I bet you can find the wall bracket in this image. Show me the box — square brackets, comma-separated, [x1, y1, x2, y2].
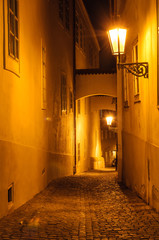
[118, 62, 148, 78]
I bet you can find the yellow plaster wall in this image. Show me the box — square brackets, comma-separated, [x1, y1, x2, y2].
[76, 97, 104, 173]
[76, 98, 90, 173]
[120, 0, 159, 210]
[76, 73, 117, 99]
[0, 0, 74, 218]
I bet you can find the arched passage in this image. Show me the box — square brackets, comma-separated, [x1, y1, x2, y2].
[75, 94, 117, 173]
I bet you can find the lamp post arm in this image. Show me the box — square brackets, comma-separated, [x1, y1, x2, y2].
[118, 62, 148, 78]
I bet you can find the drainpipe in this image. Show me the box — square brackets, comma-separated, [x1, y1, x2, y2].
[73, 0, 76, 174]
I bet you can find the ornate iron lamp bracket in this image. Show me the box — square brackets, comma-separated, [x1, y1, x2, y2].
[118, 62, 148, 78]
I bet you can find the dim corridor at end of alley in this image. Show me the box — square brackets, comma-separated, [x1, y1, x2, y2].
[1, 170, 159, 240]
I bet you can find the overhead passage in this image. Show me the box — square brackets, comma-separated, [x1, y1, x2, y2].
[76, 70, 117, 100]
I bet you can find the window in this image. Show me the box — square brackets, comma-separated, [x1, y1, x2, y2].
[8, 0, 19, 59]
[123, 69, 129, 107]
[41, 44, 47, 110]
[133, 42, 140, 102]
[61, 73, 67, 114]
[4, 0, 20, 75]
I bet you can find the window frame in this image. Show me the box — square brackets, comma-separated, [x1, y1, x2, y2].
[8, 0, 19, 60]
[3, 0, 20, 76]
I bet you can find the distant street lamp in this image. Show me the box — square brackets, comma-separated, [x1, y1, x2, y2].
[106, 116, 113, 126]
[108, 27, 148, 78]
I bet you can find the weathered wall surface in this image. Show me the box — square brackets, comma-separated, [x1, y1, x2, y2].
[0, 0, 74, 218]
[122, 132, 147, 201]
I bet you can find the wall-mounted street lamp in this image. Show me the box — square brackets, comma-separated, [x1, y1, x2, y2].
[108, 28, 148, 78]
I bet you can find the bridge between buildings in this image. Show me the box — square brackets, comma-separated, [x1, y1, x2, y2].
[75, 69, 117, 100]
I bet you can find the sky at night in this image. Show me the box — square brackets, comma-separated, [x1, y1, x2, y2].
[82, 0, 116, 71]
[83, 0, 110, 46]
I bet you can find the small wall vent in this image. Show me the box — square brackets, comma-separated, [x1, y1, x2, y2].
[8, 183, 14, 204]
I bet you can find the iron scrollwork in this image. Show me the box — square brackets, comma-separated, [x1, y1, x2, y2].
[118, 62, 148, 78]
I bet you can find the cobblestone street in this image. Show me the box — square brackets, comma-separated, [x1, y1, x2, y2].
[0, 170, 159, 239]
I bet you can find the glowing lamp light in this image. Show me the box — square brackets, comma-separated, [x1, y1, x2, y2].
[107, 27, 148, 78]
[108, 28, 127, 55]
[106, 116, 113, 126]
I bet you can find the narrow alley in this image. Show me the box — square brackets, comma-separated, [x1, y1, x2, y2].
[0, 170, 159, 240]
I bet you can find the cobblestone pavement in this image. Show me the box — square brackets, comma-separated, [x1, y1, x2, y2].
[1, 170, 159, 240]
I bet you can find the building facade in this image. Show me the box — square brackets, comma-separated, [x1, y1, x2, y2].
[0, 0, 100, 218]
[115, 0, 159, 211]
